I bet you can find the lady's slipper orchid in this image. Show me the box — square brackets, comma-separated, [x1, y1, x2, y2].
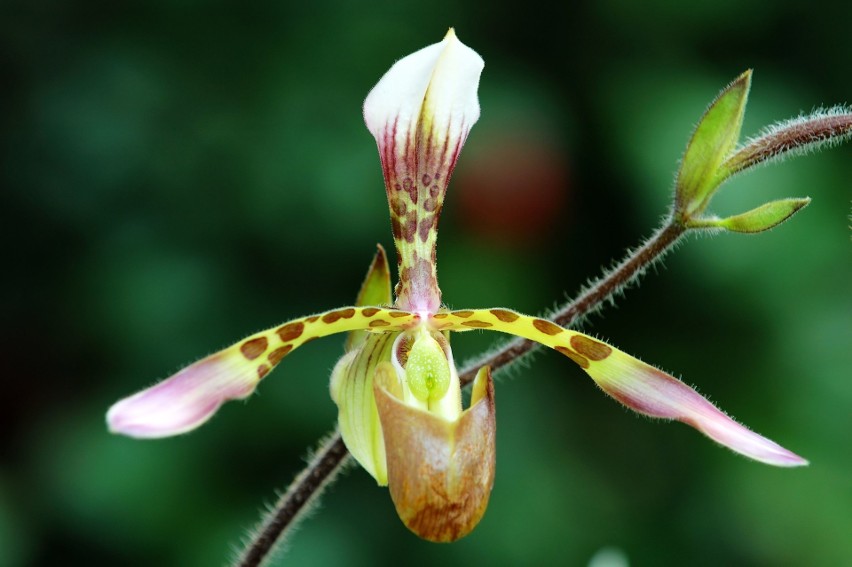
[107, 29, 807, 543]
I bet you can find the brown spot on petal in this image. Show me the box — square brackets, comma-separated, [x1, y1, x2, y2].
[432, 313, 449, 319]
[391, 217, 403, 240]
[533, 319, 562, 336]
[463, 320, 493, 328]
[240, 337, 268, 360]
[489, 309, 518, 322]
[402, 214, 417, 243]
[423, 197, 438, 213]
[555, 346, 589, 369]
[570, 336, 612, 361]
[394, 334, 413, 367]
[422, 174, 432, 185]
[306, 316, 319, 323]
[453, 310, 474, 318]
[391, 197, 407, 217]
[268, 345, 293, 366]
[322, 308, 356, 324]
[322, 311, 342, 324]
[419, 218, 433, 243]
[277, 322, 304, 342]
[369, 320, 390, 327]
[388, 311, 410, 318]
[257, 363, 271, 379]
[361, 307, 381, 317]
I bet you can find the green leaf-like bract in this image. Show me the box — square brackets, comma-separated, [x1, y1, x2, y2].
[675, 70, 751, 219]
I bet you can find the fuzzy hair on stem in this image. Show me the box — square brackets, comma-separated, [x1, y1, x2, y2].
[233, 434, 352, 567]
[723, 106, 852, 175]
[458, 221, 685, 386]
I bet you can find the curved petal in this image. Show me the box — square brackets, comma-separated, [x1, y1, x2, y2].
[330, 336, 397, 485]
[363, 29, 483, 176]
[107, 307, 420, 438]
[106, 352, 257, 438]
[432, 309, 807, 467]
[584, 350, 808, 467]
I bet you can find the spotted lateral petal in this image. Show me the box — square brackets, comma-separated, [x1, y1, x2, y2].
[108, 307, 420, 438]
[431, 309, 807, 467]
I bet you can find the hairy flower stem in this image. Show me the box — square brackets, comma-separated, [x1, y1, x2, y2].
[459, 221, 686, 386]
[235, 219, 687, 566]
[236, 435, 351, 567]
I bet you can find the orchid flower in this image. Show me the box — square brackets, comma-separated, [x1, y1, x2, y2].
[107, 29, 807, 543]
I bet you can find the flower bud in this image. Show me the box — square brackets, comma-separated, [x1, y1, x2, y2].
[675, 70, 750, 219]
[686, 198, 811, 233]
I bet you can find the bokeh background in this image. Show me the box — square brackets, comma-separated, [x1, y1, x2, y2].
[2, 1, 850, 566]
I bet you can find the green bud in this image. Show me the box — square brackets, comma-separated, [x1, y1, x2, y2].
[675, 70, 751, 219]
[687, 198, 810, 233]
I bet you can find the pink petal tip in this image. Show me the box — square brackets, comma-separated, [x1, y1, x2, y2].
[107, 354, 258, 439]
[589, 352, 808, 467]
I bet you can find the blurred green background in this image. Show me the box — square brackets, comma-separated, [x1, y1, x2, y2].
[2, 1, 850, 566]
